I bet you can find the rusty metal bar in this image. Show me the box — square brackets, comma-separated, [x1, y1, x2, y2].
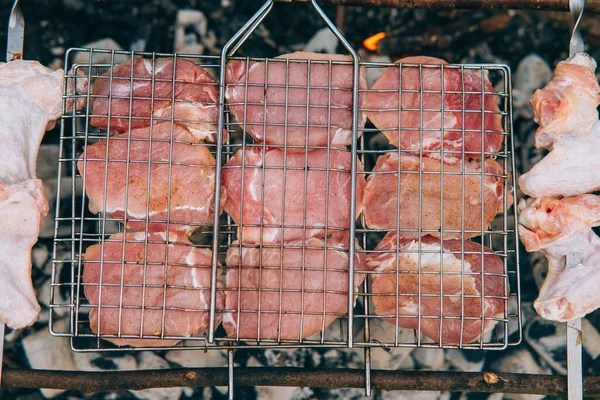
[275, 0, 600, 12]
[3, 368, 600, 396]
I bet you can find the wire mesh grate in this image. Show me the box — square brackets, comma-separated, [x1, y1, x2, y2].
[50, 48, 520, 352]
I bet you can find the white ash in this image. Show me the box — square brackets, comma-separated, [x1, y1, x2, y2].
[525, 316, 568, 374]
[490, 349, 548, 400]
[165, 348, 227, 368]
[370, 347, 415, 371]
[175, 9, 207, 55]
[445, 349, 485, 372]
[22, 319, 76, 398]
[412, 348, 446, 370]
[364, 54, 392, 87]
[513, 54, 552, 118]
[134, 352, 183, 400]
[381, 390, 451, 400]
[304, 28, 339, 55]
[73, 38, 128, 66]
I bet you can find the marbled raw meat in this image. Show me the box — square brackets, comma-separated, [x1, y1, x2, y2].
[530, 53, 600, 150]
[362, 152, 508, 239]
[78, 122, 222, 233]
[223, 234, 365, 340]
[519, 196, 600, 321]
[0, 60, 62, 329]
[91, 58, 221, 143]
[225, 51, 367, 149]
[221, 147, 366, 243]
[367, 233, 506, 344]
[83, 231, 224, 347]
[363, 56, 504, 163]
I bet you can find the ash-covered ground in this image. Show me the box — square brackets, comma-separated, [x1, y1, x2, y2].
[1, 0, 600, 399]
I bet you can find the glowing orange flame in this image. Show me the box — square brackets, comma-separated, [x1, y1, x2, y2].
[363, 32, 386, 51]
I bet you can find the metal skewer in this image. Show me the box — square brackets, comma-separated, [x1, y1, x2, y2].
[566, 1, 585, 398]
[2, 0, 24, 389]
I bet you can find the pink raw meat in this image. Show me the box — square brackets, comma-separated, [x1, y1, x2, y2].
[91, 58, 221, 143]
[362, 152, 508, 239]
[78, 122, 222, 234]
[367, 233, 506, 345]
[363, 56, 504, 163]
[221, 147, 366, 243]
[225, 51, 367, 149]
[83, 231, 224, 347]
[223, 234, 365, 341]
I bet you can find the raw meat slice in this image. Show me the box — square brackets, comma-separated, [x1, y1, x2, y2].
[363, 56, 504, 163]
[519, 120, 600, 199]
[530, 53, 600, 150]
[518, 196, 600, 321]
[0, 60, 62, 329]
[362, 152, 508, 239]
[367, 233, 506, 345]
[78, 122, 222, 233]
[91, 58, 221, 143]
[83, 231, 224, 347]
[221, 147, 366, 243]
[223, 234, 365, 341]
[225, 51, 367, 149]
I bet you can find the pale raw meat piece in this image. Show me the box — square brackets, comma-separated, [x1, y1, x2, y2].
[363, 56, 504, 163]
[223, 234, 366, 341]
[91, 58, 221, 143]
[362, 152, 508, 239]
[519, 121, 600, 198]
[221, 147, 366, 243]
[83, 231, 224, 347]
[225, 51, 367, 149]
[530, 53, 600, 150]
[367, 233, 506, 345]
[518, 196, 600, 321]
[0, 60, 62, 329]
[78, 122, 222, 233]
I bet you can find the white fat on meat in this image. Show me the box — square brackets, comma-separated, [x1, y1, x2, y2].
[225, 51, 367, 149]
[519, 120, 600, 198]
[223, 234, 365, 341]
[0, 60, 62, 329]
[83, 231, 224, 347]
[366, 233, 506, 345]
[221, 147, 366, 243]
[362, 152, 509, 239]
[530, 53, 600, 150]
[78, 122, 223, 233]
[518, 195, 600, 321]
[363, 56, 504, 163]
[91, 58, 222, 143]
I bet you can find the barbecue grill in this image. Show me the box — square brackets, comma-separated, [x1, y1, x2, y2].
[2, 0, 597, 398]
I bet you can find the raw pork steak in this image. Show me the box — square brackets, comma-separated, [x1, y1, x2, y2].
[367, 233, 506, 345]
[83, 231, 224, 347]
[363, 56, 504, 163]
[78, 122, 221, 233]
[223, 234, 365, 341]
[362, 152, 508, 239]
[221, 147, 366, 243]
[226, 52, 367, 149]
[91, 58, 221, 143]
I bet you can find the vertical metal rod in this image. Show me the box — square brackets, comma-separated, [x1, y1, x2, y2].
[567, 1, 585, 398]
[3, 0, 24, 384]
[228, 349, 235, 400]
[211, 0, 275, 342]
[308, 0, 360, 348]
[566, 252, 583, 400]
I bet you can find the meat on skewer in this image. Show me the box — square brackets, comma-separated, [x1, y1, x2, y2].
[0, 60, 62, 329]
